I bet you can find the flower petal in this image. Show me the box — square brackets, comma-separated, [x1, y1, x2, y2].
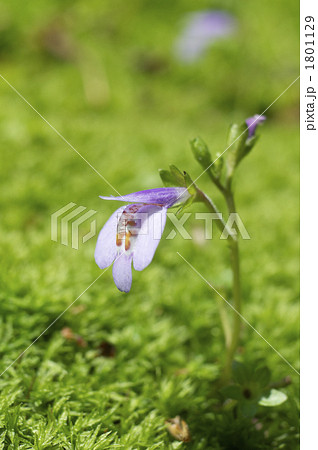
[245, 114, 266, 138]
[133, 206, 167, 271]
[112, 253, 133, 292]
[100, 187, 189, 208]
[174, 11, 236, 63]
[94, 206, 126, 269]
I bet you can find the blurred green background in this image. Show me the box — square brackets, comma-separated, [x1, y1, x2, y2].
[0, 0, 299, 448]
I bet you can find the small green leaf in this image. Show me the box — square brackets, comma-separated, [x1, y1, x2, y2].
[240, 399, 259, 418]
[258, 389, 287, 407]
[159, 169, 178, 187]
[254, 366, 271, 388]
[159, 166, 186, 187]
[222, 398, 238, 412]
[232, 360, 250, 384]
[220, 384, 243, 401]
[169, 165, 186, 186]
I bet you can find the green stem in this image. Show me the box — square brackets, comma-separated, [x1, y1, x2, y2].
[196, 189, 236, 241]
[221, 190, 242, 383]
[217, 298, 232, 349]
[197, 176, 242, 382]
[196, 188, 236, 350]
[206, 169, 226, 195]
[222, 237, 241, 382]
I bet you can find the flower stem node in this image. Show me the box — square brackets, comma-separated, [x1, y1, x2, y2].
[159, 165, 198, 213]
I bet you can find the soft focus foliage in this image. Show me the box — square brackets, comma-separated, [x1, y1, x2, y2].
[0, 0, 299, 447]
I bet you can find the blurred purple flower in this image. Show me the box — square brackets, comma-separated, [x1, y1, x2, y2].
[95, 187, 190, 293]
[245, 114, 266, 138]
[174, 11, 236, 63]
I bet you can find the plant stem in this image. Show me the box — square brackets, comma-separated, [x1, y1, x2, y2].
[196, 188, 236, 348]
[197, 177, 242, 382]
[196, 189, 236, 241]
[217, 298, 232, 349]
[206, 169, 226, 195]
[221, 189, 242, 383]
[222, 236, 241, 382]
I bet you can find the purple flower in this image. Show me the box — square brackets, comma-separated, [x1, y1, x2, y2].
[245, 115, 266, 138]
[174, 11, 236, 63]
[95, 187, 190, 293]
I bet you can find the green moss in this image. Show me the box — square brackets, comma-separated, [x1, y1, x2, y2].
[0, 0, 299, 447]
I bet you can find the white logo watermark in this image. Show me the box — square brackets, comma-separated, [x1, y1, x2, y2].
[51, 202, 97, 249]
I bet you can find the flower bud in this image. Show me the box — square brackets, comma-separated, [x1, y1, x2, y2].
[190, 137, 212, 168]
[226, 115, 266, 179]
